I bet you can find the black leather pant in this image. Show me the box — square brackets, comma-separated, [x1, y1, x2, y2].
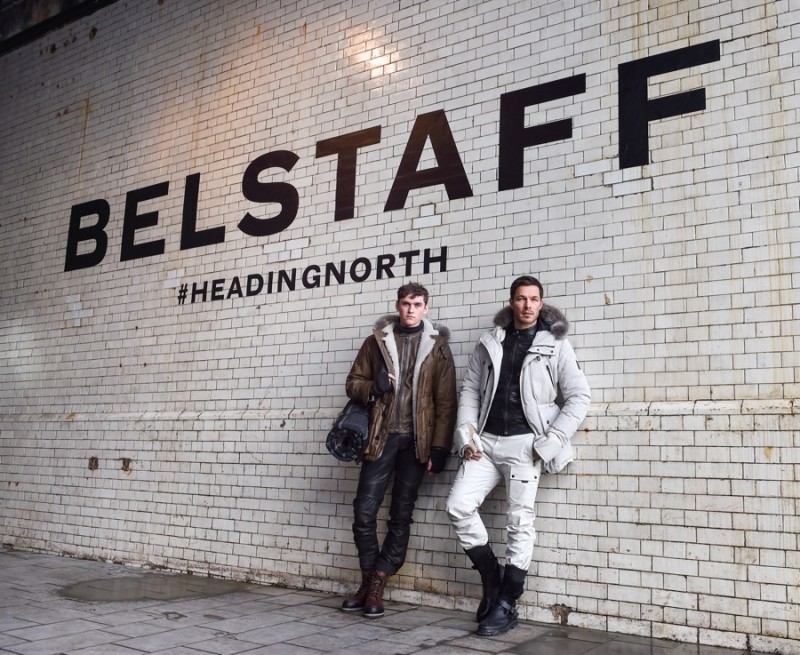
[352, 432, 426, 575]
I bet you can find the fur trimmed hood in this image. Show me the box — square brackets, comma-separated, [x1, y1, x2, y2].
[373, 314, 451, 339]
[492, 303, 569, 340]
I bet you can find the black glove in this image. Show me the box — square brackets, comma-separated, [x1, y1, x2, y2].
[371, 368, 391, 397]
[428, 447, 448, 474]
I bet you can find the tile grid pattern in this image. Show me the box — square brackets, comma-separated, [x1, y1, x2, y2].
[0, 1, 798, 653]
[0, 551, 772, 655]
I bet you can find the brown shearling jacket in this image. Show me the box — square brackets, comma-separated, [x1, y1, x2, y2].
[346, 315, 457, 464]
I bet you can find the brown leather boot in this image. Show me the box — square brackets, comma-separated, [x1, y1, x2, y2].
[363, 569, 389, 618]
[341, 570, 373, 612]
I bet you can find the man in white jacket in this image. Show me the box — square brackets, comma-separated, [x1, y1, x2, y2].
[446, 275, 591, 637]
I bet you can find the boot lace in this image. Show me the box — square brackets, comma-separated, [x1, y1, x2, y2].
[367, 571, 387, 599]
[354, 573, 371, 599]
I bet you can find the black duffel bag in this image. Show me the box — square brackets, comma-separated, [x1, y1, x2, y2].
[326, 399, 370, 463]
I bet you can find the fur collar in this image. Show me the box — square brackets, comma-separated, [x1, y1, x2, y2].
[492, 304, 569, 340]
[373, 314, 450, 339]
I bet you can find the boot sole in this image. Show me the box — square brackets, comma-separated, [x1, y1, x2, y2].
[363, 610, 385, 618]
[340, 606, 365, 613]
[477, 617, 518, 637]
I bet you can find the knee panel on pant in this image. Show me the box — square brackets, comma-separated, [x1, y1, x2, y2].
[353, 495, 382, 529]
[388, 488, 419, 520]
[445, 494, 472, 523]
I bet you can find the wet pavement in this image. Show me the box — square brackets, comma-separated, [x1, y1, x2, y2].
[0, 549, 759, 655]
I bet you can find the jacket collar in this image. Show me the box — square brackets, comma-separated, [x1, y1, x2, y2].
[373, 314, 450, 339]
[492, 304, 569, 340]
[373, 316, 444, 418]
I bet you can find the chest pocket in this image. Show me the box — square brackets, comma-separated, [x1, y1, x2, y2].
[523, 343, 561, 407]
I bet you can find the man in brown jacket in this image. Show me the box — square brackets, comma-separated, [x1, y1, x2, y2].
[341, 282, 457, 618]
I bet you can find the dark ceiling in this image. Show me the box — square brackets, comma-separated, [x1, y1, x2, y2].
[0, 0, 117, 56]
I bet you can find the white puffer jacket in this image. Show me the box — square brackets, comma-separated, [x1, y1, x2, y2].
[454, 304, 591, 473]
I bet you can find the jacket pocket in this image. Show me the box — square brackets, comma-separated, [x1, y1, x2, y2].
[545, 359, 556, 388]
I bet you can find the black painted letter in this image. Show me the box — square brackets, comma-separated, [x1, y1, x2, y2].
[120, 182, 169, 262]
[64, 199, 110, 272]
[618, 40, 720, 168]
[239, 151, 300, 237]
[498, 75, 586, 191]
[384, 110, 472, 211]
[316, 126, 381, 221]
[180, 173, 225, 250]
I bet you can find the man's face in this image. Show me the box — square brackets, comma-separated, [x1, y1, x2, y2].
[510, 285, 543, 330]
[396, 294, 429, 328]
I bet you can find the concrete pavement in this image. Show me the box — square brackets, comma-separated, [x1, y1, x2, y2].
[0, 550, 758, 655]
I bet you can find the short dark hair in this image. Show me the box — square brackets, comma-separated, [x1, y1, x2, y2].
[509, 275, 543, 299]
[397, 282, 429, 305]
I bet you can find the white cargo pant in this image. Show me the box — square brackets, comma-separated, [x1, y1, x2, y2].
[446, 432, 542, 570]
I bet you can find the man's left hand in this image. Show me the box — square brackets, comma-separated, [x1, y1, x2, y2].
[427, 447, 449, 474]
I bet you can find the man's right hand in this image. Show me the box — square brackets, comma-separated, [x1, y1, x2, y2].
[371, 368, 392, 397]
[463, 442, 483, 461]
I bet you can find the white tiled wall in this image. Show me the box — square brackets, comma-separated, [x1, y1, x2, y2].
[0, 1, 797, 652]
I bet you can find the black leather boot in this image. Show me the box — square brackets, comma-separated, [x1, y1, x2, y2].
[341, 569, 373, 612]
[465, 544, 503, 622]
[476, 564, 526, 636]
